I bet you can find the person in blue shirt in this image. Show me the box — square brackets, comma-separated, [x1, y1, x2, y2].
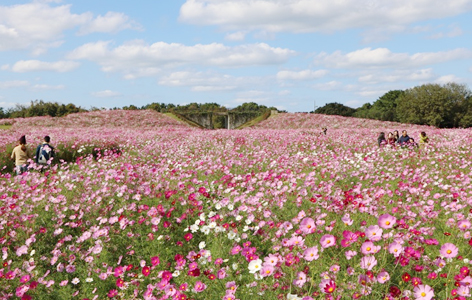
[35, 136, 55, 167]
[397, 130, 410, 146]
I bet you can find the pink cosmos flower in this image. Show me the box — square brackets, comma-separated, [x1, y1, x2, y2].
[345, 250, 357, 260]
[299, 217, 316, 234]
[361, 241, 380, 255]
[458, 220, 471, 231]
[293, 271, 306, 288]
[151, 256, 160, 266]
[413, 284, 434, 300]
[264, 254, 278, 266]
[377, 271, 390, 283]
[341, 230, 358, 247]
[365, 225, 383, 242]
[289, 236, 304, 247]
[457, 286, 471, 297]
[193, 281, 207, 293]
[108, 289, 118, 298]
[319, 279, 336, 294]
[360, 256, 377, 270]
[388, 242, 404, 257]
[303, 246, 319, 261]
[440, 243, 459, 258]
[260, 264, 274, 277]
[217, 268, 227, 279]
[378, 214, 396, 229]
[320, 234, 336, 248]
[16, 245, 28, 257]
[20, 275, 31, 283]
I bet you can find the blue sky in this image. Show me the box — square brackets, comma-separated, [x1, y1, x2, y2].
[1, 0, 472, 112]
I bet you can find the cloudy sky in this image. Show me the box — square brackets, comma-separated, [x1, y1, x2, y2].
[1, 0, 472, 112]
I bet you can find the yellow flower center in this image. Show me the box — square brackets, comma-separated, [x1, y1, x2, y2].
[421, 292, 426, 297]
[385, 221, 390, 225]
[447, 250, 452, 254]
[366, 247, 371, 251]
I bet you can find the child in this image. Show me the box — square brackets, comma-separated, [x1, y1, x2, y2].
[419, 132, 429, 147]
[377, 132, 386, 147]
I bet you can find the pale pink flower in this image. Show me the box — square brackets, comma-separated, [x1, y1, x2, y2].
[440, 243, 458, 258]
[378, 214, 396, 229]
[303, 246, 319, 261]
[360, 256, 377, 270]
[299, 217, 316, 234]
[365, 225, 383, 242]
[388, 242, 404, 257]
[293, 271, 307, 288]
[377, 271, 390, 283]
[413, 284, 434, 300]
[320, 234, 336, 248]
[361, 241, 380, 255]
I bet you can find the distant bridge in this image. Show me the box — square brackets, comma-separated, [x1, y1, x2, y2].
[175, 111, 273, 129]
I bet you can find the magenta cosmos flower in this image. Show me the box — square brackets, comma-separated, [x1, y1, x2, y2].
[440, 243, 459, 258]
[320, 234, 336, 248]
[319, 279, 336, 294]
[378, 214, 396, 229]
[413, 284, 434, 300]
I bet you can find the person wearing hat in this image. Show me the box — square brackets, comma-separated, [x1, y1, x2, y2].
[11, 135, 32, 175]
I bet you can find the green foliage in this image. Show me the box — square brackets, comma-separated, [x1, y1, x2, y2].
[354, 90, 403, 121]
[315, 102, 356, 117]
[5, 100, 85, 118]
[396, 83, 471, 128]
[231, 102, 275, 113]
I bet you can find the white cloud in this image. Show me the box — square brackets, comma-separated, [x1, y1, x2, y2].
[91, 90, 121, 98]
[68, 41, 295, 79]
[316, 47, 472, 69]
[358, 69, 435, 84]
[434, 74, 463, 84]
[0, 80, 29, 89]
[11, 60, 80, 72]
[30, 84, 65, 90]
[225, 31, 246, 41]
[78, 12, 142, 35]
[0, 101, 20, 108]
[277, 69, 328, 80]
[0, 3, 139, 52]
[158, 71, 242, 91]
[179, 0, 472, 34]
[312, 81, 342, 91]
[428, 24, 463, 39]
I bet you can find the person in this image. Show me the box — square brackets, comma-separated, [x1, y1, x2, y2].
[397, 130, 410, 146]
[321, 127, 327, 135]
[419, 132, 429, 147]
[377, 132, 386, 147]
[11, 135, 31, 175]
[393, 130, 400, 142]
[407, 138, 419, 149]
[387, 132, 396, 146]
[35, 135, 55, 167]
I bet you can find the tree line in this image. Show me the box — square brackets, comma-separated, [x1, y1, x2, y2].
[314, 82, 472, 128]
[0, 100, 277, 119]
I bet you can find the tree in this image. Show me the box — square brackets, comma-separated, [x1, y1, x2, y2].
[315, 102, 356, 117]
[368, 90, 403, 121]
[396, 83, 471, 128]
[353, 103, 372, 119]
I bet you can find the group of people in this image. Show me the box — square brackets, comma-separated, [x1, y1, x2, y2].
[11, 135, 55, 175]
[377, 130, 429, 149]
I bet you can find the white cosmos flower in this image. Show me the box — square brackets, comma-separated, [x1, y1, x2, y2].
[198, 241, 206, 249]
[248, 259, 262, 274]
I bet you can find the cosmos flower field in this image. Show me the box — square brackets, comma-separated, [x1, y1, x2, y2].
[1, 110, 472, 300]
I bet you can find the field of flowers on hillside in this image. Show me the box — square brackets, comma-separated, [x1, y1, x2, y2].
[1, 110, 472, 300]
